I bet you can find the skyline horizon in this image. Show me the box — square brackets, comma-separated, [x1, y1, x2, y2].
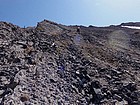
[0, 0, 140, 27]
[1, 19, 140, 28]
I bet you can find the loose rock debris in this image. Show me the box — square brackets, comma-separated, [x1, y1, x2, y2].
[0, 20, 140, 105]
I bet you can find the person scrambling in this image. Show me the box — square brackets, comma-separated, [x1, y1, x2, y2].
[77, 27, 80, 34]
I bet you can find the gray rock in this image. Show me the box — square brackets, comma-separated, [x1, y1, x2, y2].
[113, 94, 122, 101]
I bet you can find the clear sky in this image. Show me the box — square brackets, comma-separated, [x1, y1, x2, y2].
[0, 0, 140, 27]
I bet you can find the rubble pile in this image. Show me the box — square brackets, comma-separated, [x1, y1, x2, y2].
[0, 20, 140, 105]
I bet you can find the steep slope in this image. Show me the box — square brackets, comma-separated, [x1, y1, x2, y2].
[0, 20, 140, 105]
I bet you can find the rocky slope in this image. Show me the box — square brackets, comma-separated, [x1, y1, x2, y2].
[0, 20, 140, 105]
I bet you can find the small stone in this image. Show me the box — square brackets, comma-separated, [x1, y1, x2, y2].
[115, 100, 128, 105]
[106, 90, 112, 98]
[26, 57, 36, 65]
[71, 85, 78, 93]
[91, 80, 101, 89]
[48, 62, 54, 66]
[13, 58, 21, 63]
[85, 74, 91, 82]
[28, 41, 34, 46]
[64, 96, 69, 101]
[112, 76, 120, 81]
[123, 100, 128, 105]
[106, 74, 111, 79]
[76, 71, 80, 75]
[131, 101, 140, 105]
[7, 81, 19, 90]
[81, 90, 85, 95]
[123, 95, 133, 104]
[1, 76, 10, 84]
[94, 88, 102, 94]
[58, 101, 62, 105]
[0, 90, 4, 95]
[22, 44, 27, 49]
[135, 90, 140, 98]
[50, 79, 56, 83]
[125, 83, 137, 92]
[112, 69, 122, 75]
[112, 88, 120, 94]
[20, 94, 29, 102]
[113, 94, 122, 101]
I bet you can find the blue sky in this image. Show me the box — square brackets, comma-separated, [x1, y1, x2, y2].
[0, 0, 140, 27]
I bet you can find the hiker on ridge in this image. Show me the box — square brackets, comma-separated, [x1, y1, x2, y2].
[77, 27, 80, 34]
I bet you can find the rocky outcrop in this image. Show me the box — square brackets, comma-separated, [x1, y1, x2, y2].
[121, 22, 140, 27]
[0, 20, 140, 105]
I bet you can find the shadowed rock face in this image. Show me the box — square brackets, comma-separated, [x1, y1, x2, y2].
[0, 20, 140, 105]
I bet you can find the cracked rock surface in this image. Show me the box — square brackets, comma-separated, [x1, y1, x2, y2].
[0, 20, 140, 105]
